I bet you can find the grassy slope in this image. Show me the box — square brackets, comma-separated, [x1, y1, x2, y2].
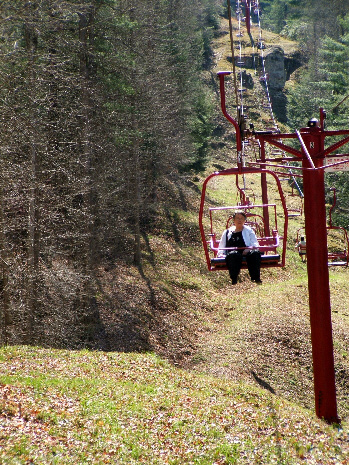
[1, 13, 349, 465]
[0, 346, 348, 464]
[1, 208, 349, 463]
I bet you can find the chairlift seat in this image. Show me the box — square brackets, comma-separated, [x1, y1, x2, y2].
[211, 253, 281, 268]
[209, 230, 280, 270]
[328, 261, 348, 267]
[287, 209, 302, 217]
[328, 251, 348, 266]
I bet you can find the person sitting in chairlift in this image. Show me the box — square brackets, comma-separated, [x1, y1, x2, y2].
[296, 236, 307, 263]
[218, 210, 262, 285]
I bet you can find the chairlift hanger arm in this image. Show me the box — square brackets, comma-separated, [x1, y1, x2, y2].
[243, 0, 253, 40]
[235, 176, 246, 204]
[217, 71, 242, 153]
[328, 187, 336, 228]
[226, 0, 239, 108]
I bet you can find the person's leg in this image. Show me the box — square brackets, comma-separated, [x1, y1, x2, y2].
[225, 252, 243, 284]
[246, 251, 261, 282]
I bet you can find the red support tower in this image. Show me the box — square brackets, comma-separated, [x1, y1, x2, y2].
[300, 124, 338, 422]
[216, 70, 349, 422]
[253, 111, 349, 423]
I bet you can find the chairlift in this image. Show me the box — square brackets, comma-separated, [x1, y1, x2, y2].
[201, 72, 289, 272]
[327, 188, 349, 266]
[234, 174, 256, 206]
[286, 180, 304, 217]
[199, 168, 288, 271]
[296, 226, 349, 268]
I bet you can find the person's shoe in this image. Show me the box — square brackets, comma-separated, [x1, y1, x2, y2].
[232, 279, 238, 285]
[255, 279, 262, 284]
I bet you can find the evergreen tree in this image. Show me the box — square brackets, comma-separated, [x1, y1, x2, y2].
[0, 0, 219, 347]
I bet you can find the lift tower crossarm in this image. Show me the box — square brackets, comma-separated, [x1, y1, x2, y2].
[254, 132, 303, 158]
[296, 130, 316, 169]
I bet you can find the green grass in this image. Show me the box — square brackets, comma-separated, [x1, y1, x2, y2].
[0, 218, 348, 464]
[0, 346, 348, 464]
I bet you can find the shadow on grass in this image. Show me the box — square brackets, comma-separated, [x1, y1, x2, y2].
[251, 370, 276, 394]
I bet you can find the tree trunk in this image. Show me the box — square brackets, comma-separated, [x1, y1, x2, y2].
[24, 8, 40, 344]
[79, 7, 98, 273]
[0, 185, 10, 345]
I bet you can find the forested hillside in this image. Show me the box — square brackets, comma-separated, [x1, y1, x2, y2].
[1, 0, 349, 358]
[0, 0, 222, 347]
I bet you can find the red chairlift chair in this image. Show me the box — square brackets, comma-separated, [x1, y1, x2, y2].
[199, 168, 288, 271]
[327, 189, 349, 266]
[296, 220, 349, 268]
[286, 180, 304, 218]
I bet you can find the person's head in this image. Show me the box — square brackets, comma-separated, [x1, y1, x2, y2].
[233, 210, 247, 227]
[233, 210, 247, 220]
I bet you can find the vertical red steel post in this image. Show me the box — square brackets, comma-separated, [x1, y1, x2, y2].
[244, 0, 251, 35]
[301, 126, 339, 423]
[259, 140, 270, 236]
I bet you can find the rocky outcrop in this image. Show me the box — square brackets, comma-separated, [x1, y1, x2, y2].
[285, 50, 305, 80]
[261, 46, 305, 122]
[262, 46, 287, 122]
[232, 45, 305, 122]
[264, 46, 305, 89]
[264, 46, 286, 90]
